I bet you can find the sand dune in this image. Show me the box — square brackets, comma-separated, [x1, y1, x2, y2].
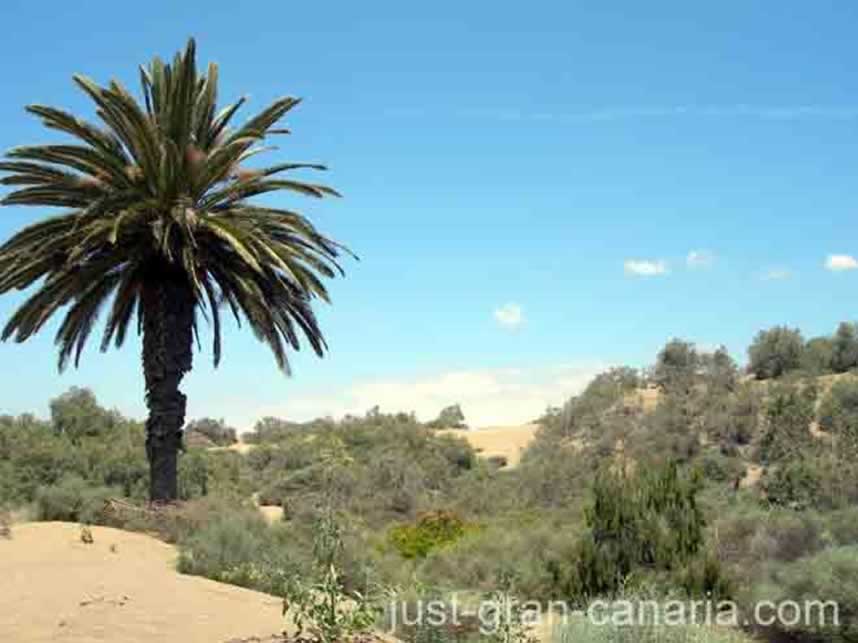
[439, 424, 540, 467]
[0, 522, 286, 643]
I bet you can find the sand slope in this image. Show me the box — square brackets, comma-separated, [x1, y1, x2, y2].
[439, 424, 540, 467]
[0, 522, 286, 643]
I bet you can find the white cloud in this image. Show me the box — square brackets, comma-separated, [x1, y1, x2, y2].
[494, 303, 524, 329]
[825, 254, 858, 272]
[686, 249, 715, 270]
[760, 267, 792, 281]
[249, 364, 603, 428]
[624, 259, 669, 277]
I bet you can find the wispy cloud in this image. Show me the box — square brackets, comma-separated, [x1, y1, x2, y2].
[248, 364, 603, 428]
[494, 303, 524, 330]
[825, 254, 858, 272]
[624, 259, 669, 277]
[760, 267, 793, 281]
[686, 249, 715, 270]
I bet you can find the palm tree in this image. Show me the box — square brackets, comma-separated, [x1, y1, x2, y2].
[0, 40, 350, 502]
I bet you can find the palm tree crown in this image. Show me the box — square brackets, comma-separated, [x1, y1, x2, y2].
[0, 38, 348, 372]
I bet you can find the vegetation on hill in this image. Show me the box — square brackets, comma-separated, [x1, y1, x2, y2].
[3, 319, 858, 641]
[749, 321, 858, 380]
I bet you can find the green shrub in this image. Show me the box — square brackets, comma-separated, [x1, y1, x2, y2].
[819, 377, 858, 451]
[653, 339, 699, 393]
[34, 476, 115, 523]
[726, 384, 762, 446]
[760, 453, 858, 511]
[389, 510, 468, 559]
[425, 404, 467, 429]
[284, 510, 389, 643]
[49, 387, 122, 443]
[386, 583, 483, 643]
[176, 509, 299, 595]
[825, 507, 858, 546]
[573, 462, 710, 599]
[748, 326, 805, 380]
[89, 494, 250, 544]
[557, 616, 753, 643]
[803, 336, 835, 374]
[0, 506, 11, 539]
[748, 510, 824, 564]
[764, 458, 822, 510]
[675, 553, 733, 600]
[183, 417, 237, 447]
[418, 517, 582, 601]
[479, 570, 539, 643]
[699, 453, 745, 484]
[177, 448, 209, 499]
[757, 381, 816, 464]
[714, 506, 825, 572]
[750, 546, 858, 642]
[831, 322, 858, 374]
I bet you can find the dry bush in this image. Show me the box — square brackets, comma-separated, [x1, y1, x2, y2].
[0, 508, 11, 539]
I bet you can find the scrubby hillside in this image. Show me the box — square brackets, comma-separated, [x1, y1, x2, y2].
[3, 320, 858, 642]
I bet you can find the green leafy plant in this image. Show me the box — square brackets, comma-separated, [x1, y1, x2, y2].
[283, 510, 389, 642]
[389, 511, 468, 559]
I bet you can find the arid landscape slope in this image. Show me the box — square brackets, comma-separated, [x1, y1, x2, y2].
[0, 522, 286, 643]
[437, 423, 540, 467]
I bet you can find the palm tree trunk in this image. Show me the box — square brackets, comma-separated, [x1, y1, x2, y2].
[141, 276, 194, 503]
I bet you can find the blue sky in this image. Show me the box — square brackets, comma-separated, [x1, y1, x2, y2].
[1, 1, 857, 427]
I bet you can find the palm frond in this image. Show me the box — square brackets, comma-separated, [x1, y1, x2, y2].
[0, 38, 350, 371]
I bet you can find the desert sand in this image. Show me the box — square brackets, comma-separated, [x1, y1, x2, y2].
[439, 423, 540, 467]
[0, 522, 287, 643]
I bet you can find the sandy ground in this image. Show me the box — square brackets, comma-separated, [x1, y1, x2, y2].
[250, 493, 285, 525]
[439, 424, 540, 467]
[0, 522, 287, 643]
[208, 441, 255, 455]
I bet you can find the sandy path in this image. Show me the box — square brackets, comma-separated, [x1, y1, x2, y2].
[0, 522, 286, 643]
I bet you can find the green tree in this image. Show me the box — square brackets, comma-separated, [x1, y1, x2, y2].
[431, 404, 467, 429]
[819, 378, 858, 453]
[748, 326, 805, 379]
[831, 322, 858, 373]
[758, 381, 816, 464]
[0, 40, 350, 501]
[653, 339, 699, 392]
[700, 346, 738, 392]
[184, 417, 237, 447]
[574, 461, 707, 597]
[49, 387, 119, 442]
[802, 336, 835, 374]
